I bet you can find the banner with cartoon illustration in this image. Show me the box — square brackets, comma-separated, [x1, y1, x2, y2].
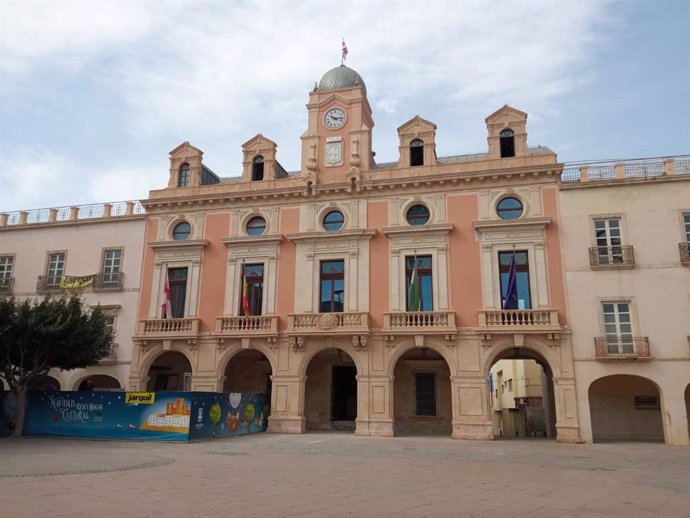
[22, 391, 192, 441]
[188, 392, 269, 440]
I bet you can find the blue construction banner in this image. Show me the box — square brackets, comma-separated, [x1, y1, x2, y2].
[188, 392, 269, 440]
[23, 391, 193, 441]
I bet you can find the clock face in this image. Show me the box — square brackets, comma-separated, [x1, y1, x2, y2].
[324, 108, 346, 129]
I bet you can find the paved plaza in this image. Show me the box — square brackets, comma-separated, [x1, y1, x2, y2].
[1, 433, 689, 517]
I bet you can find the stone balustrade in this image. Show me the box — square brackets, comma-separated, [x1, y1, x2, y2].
[561, 155, 690, 183]
[138, 318, 200, 337]
[478, 309, 560, 329]
[216, 315, 279, 335]
[0, 200, 145, 227]
[383, 311, 457, 332]
[287, 312, 369, 334]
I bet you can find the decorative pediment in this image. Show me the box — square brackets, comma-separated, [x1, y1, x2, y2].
[241, 134, 284, 181]
[485, 105, 527, 125]
[397, 115, 438, 166]
[397, 115, 437, 135]
[167, 142, 204, 188]
[485, 105, 529, 159]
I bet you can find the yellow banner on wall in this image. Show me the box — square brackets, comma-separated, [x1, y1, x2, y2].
[125, 392, 156, 405]
[59, 275, 95, 288]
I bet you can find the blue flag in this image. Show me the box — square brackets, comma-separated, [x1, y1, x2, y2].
[502, 253, 519, 310]
[408, 256, 420, 311]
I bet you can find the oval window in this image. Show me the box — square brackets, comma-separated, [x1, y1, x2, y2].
[172, 222, 191, 240]
[323, 210, 345, 231]
[405, 204, 430, 225]
[496, 197, 523, 219]
[246, 216, 267, 236]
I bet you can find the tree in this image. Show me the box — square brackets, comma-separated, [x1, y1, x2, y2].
[0, 295, 112, 438]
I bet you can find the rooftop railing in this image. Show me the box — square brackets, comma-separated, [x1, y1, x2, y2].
[0, 200, 145, 227]
[562, 155, 690, 183]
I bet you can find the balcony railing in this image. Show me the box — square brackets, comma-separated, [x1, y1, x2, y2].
[679, 242, 690, 265]
[589, 245, 635, 268]
[36, 275, 63, 292]
[478, 309, 560, 328]
[383, 311, 457, 332]
[594, 336, 651, 360]
[216, 315, 279, 335]
[287, 312, 369, 334]
[138, 318, 200, 337]
[94, 271, 124, 290]
[100, 343, 119, 362]
[0, 277, 14, 294]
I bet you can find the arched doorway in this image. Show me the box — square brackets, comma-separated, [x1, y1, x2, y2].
[146, 351, 192, 391]
[304, 348, 357, 431]
[223, 350, 272, 395]
[393, 347, 451, 436]
[29, 375, 60, 391]
[78, 375, 121, 391]
[487, 348, 556, 439]
[588, 375, 664, 442]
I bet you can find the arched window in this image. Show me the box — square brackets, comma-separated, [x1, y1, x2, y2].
[172, 221, 192, 240]
[246, 216, 267, 236]
[406, 204, 430, 225]
[178, 163, 190, 187]
[410, 139, 424, 167]
[252, 155, 264, 181]
[499, 129, 515, 158]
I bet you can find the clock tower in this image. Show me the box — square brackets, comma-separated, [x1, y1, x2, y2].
[301, 65, 374, 186]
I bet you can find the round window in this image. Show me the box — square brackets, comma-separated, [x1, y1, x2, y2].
[246, 216, 267, 236]
[405, 204, 430, 225]
[496, 197, 523, 219]
[172, 221, 191, 240]
[323, 210, 345, 231]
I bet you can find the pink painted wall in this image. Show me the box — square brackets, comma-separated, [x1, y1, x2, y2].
[447, 194, 482, 326]
[367, 200, 389, 328]
[137, 218, 158, 320]
[276, 207, 299, 330]
[542, 186, 567, 325]
[198, 213, 229, 332]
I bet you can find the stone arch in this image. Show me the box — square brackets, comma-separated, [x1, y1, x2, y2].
[143, 349, 194, 392]
[138, 344, 196, 380]
[386, 338, 455, 379]
[391, 343, 453, 436]
[482, 339, 561, 379]
[219, 347, 274, 395]
[74, 374, 121, 391]
[217, 343, 277, 381]
[588, 374, 664, 443]
[303, 344, 360, 431]
[484, 340, 558, 439]
[298, 340, 364, 379]
[29, 375, 60, 391]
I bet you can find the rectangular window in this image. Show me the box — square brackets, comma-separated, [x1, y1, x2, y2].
[499, 251, 531, 309]
[683, 213, 690, 242]
[406, 255, 433, 311]
[102, 249, 122, 284]
[594, 218, 623, 264]
[167, 267, 188, 318]
[240, 263, 264, 316]
[415, 373, 437, 416]
[602, 302, 633, 354]
[319, 260, 344, 312]
[46, 253, 65, 287]
[634, 395, 659, 409]
[507, 379, 513, 392]
[0, 256, 13, 279]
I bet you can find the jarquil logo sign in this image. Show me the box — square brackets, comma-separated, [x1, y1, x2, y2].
[59, 275, 95, 288]
[125, 392, 156, 405]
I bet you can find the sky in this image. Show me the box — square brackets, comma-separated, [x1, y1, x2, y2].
[1, 0, 688, 212]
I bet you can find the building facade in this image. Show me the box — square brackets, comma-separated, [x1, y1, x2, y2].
[0, 201, 145, 391]
[128, 64, 580, 442]
[560, 157, 690, 445]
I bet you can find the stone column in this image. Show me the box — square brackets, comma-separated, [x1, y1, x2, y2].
[552, 377, 581, 443]
[355, 375, 394, 437]
[451, 375, 493, 440]
[267, 374, 306, 433]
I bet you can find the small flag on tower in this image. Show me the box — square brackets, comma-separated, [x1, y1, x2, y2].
[341, 38, 348, 64]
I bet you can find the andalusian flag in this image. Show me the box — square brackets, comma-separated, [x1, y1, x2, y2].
[408, 257, 420, 311]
